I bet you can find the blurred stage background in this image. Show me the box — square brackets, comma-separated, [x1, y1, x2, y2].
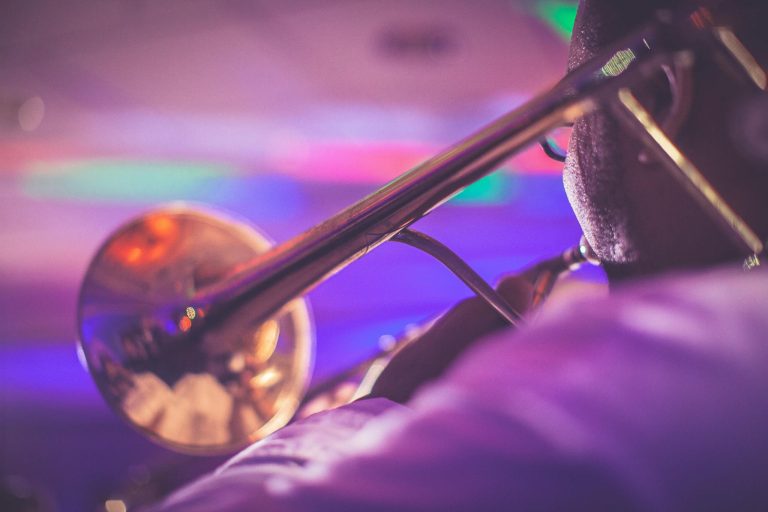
[0, 0, 603, 510]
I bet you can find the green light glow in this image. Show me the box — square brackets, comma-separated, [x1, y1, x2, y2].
[536, 0, 579, 41]
[451, 171, 515, 206]
[22, 159, 235, 203]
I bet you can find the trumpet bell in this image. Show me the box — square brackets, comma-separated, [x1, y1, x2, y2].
[77, 206, 314, 454]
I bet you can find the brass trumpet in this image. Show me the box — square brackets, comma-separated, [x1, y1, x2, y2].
[77, 4, 762, 455]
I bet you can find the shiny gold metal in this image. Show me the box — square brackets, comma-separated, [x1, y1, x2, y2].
[78, 207, 313, 454]
[714, 26, 767, 90]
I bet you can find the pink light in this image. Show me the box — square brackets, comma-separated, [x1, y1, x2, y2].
[272, 140, 438, 184]
[271, 139, 562, 185]
[510, 145, 564, 175]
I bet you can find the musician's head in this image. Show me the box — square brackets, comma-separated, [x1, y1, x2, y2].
[564, 0, 768, 282]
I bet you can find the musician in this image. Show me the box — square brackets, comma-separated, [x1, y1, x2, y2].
[146, 1, 768, 510]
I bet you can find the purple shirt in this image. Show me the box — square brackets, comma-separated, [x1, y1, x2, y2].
[148, 267, 768, 511]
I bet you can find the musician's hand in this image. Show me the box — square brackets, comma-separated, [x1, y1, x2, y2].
[366, 275, 533, 404]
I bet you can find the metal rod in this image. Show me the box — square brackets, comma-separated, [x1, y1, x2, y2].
[392, 228, 522, 325]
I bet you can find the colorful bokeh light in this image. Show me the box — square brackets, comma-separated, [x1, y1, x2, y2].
[22, 159, 235, 203]
[535, 0, 579, 41]
[450, 171, 518, 206]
